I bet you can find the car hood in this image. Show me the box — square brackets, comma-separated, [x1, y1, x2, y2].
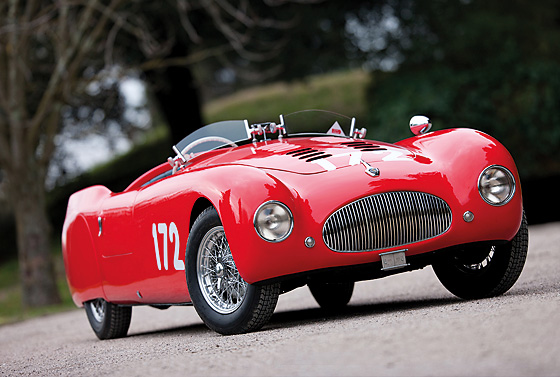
[185, 136, 421, 175]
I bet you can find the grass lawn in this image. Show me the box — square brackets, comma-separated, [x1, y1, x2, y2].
[204, 69, 369, 124]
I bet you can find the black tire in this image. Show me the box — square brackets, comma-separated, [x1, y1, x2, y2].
[84, 298, 132, 340]
[432, 211, 528, 299]
[308, 281, 354, 311]
[186, 207, 280, 335]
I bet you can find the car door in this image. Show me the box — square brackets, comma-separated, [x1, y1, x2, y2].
[127, 175, 192, 304]
[95, 190, 139, 302]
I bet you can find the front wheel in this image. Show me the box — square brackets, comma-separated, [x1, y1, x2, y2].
[84, 298, 132, 340]
[432, 211, 528, 299]
[186, 207, 280, 335]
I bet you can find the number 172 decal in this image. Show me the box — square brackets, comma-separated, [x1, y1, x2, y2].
[152, 222, 185, 271]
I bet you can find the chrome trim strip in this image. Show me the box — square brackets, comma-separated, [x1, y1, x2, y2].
[98, 216, 103, 237]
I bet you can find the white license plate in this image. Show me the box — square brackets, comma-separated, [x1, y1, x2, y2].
[380, 250, 409, 271]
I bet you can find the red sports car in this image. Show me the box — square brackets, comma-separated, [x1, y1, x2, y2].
[62, 110, 527, 338]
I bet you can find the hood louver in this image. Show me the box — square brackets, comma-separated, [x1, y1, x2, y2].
[285, 141, 389, 163]
[340, 141, 387, 152]
[286, 148, 332, 162]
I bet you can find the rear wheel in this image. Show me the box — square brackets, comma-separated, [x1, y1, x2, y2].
[84, 298, 132, 340]
[309, 281, 354, 311]
[186, 207, 280, 335]
[432, 211, 528, 299]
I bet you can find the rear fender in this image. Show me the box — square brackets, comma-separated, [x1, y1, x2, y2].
[62, 186, 110, 306]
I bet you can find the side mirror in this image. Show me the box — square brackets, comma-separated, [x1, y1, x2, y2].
[409, 115, 432, 136]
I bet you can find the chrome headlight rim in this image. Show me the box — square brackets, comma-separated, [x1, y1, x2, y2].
[253, 200, 294, 242]
[478, 165, 516, 206]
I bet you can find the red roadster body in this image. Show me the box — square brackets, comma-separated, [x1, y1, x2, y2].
[62, 110, 527, 338]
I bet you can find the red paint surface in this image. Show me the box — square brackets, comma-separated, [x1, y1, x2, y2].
[62, 128, 523, 307]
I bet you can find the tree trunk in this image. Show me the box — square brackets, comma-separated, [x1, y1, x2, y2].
[144, 43, 204, 144]
[8, 164, 61, 307]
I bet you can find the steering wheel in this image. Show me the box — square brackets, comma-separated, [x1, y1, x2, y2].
[180, 136, 238, 157]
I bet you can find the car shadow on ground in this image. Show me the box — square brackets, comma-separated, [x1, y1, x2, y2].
[127, 321, 210, 338]
[124, 281, 553, 339]
[267, 281, 559, 333]
[127, 295, 462, 338]
[266, 296, 461, 331]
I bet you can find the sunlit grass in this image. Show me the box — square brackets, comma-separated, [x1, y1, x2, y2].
[203, 69, 369, 124]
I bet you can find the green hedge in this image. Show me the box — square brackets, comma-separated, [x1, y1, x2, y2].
[365, 62, 560, 180]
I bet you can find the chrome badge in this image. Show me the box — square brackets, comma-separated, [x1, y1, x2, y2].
[360, 159, 380, 177]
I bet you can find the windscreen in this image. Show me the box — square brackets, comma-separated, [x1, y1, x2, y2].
[175, 120, 251, 155]
[283, 110, 354, 137]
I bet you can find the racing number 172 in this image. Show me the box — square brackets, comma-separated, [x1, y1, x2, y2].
[152, 222, 185, 271]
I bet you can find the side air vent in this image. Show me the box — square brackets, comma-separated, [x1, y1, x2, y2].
[286, 148, 332, 162]
[341, 141, 387, 152]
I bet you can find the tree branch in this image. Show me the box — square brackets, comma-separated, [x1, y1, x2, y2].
[39, 102, 62, 166]
[177, 0, 202, 44]
[57, 0, 69, 57]
[27, 0, 107, 152]
[104, 13, 123, 67]
[65, 0, 126, 91]
[214, 0, 256, 28]
[214, 0, 296, 29]
[0, 3, 56, 36]
[202, 0, 275, 62]
[139, 44, 234, 71]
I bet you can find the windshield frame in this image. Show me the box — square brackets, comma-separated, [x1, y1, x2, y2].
[171, 109, 358, 163]
[280, 109, 356, 138]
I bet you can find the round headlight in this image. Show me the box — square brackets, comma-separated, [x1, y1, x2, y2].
[254, 201, 293, 242]
[478, 165, 515, 206]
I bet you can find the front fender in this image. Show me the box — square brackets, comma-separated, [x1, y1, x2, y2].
[396, 128, 523, 236]
[180, 164, 297, 282]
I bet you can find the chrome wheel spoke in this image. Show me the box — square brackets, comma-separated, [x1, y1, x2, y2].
[462, 246, 496, 271]
[197, 226, 248, 314]
[89, 299, 106, 323]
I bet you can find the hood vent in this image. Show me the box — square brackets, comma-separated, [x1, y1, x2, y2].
[284, 141, 388, 163]
[341, 141, 387, 152]
[286, 148, 332, 162]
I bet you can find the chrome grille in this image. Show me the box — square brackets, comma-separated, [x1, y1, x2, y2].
[323, 191, 452, 252]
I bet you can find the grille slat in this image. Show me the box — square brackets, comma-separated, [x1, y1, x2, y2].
[323, 191, 452, 252]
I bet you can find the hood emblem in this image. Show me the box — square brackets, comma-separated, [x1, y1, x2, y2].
[360, 159, 380, 177]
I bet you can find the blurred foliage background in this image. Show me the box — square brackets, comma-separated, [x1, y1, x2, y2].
[1, 0, 559, 318]
[365, 0, 560, 179]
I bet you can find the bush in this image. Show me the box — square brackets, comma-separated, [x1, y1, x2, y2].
[366, 61, 560, 180]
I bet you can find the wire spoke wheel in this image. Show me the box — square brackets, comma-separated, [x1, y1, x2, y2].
[88, 299, 106, 323]
[460, 246, 495, 272]
[84, 298, 132, 340]
[187, 207, 280, 335]
[433, 211, 528, 299]
[197, 226, 248, 314]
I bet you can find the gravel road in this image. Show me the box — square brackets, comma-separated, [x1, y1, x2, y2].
[1, 222, 559, 377]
